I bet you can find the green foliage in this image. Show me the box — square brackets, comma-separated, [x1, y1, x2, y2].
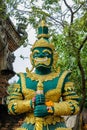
[44, 0, 60, 5]
[52, 34, 83, 92]
[0, 0, 7, 19]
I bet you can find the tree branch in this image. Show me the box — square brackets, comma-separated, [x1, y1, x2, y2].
[32, 7, 64, 27]
[73, 4, 83, 14]
[78, 35, 87, 51]
[63, 0, 74, 24]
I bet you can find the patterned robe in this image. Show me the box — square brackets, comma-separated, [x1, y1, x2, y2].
[7, 69, 79, 130]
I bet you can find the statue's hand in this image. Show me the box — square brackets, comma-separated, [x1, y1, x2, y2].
[34, 105, 54, 117]
[35, 94, 45, 106]
[34, 105, 49, 117]
[30, 94, 45, 108]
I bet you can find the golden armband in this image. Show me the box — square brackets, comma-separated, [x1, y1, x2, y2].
[53, 101, 73, 116]
[8, 100, 33, 115]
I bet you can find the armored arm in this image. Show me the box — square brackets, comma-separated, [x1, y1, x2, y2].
[7, 83, 33, 115]
[46, 71, 80, 116]
[53, 81, 80, 116]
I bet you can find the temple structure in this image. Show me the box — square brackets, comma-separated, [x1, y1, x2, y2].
[0, 17, 25, 130]
[0, 17, 21, 104]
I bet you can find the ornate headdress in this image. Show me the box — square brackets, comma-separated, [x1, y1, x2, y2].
[30, 19, 58, 72]
[31, 20, 55, 51]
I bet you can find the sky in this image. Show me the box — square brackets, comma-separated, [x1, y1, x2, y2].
[9, 26, 37, 83]
[13, 29, 36, 73]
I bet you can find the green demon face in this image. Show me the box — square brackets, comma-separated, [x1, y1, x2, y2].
[31, 47, 53, 68]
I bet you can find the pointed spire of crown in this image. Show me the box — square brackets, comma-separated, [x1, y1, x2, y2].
[37, 19, 49, 39]
[31, 18, 55, 51]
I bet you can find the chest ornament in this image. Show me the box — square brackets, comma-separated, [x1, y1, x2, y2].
[26, 67, 60, 82]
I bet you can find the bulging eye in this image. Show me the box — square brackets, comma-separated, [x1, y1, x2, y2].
[44, 52, 50, 57]
[43, 49, 52, 57]
[33, 52, 39, 57]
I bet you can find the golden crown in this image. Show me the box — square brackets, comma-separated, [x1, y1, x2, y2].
[31, 20, 55, 51]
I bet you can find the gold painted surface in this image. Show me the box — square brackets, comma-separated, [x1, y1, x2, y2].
[57, 71, 70, 91]
[55, 128, 72, 130]
[8, 84, 20, 93]
[7, 94, 23, 100]
[26, 67, 60, 82]
[19, 70, 62, 102]
[64, 82, 74, 90]
[8, 99, 32, 114]
[43, 49, 52, 54]
[63, 93, 78, 101]
[63, 95, 79, 100]
[19, 73, 36, 99]
[19, 71, 71, 102]
[45, 89, 61, 102]
[35, 117, 43, 130]
[45, 71, 70, 102]
[11, 71, 79, 129]
[39, 20, 47, 27]
[31, 38, 55, 51]
[37, 33, 49, 38]
[30, 46, 58, 72]
[16, 128, 28, 130]
[24, 113, 64, 126]
[54, 101, 72, 116]
[23, 70, 67, 130]
[33, 57, 51, 67]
